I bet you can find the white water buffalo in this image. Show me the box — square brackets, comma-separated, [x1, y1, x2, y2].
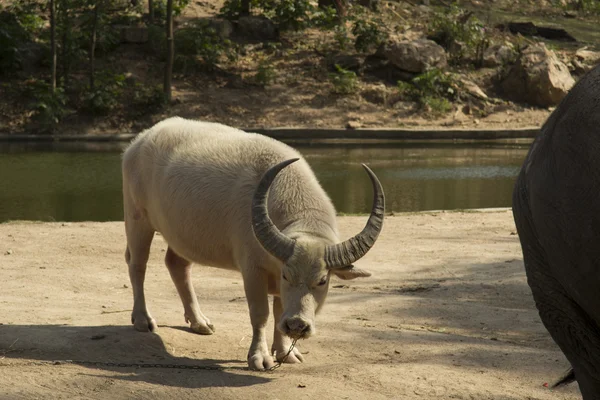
[122, 117, 384, 370]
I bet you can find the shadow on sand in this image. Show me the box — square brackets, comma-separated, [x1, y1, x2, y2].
[0, 324, 270, 389]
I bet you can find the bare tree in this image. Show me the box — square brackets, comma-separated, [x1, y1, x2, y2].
[89, 1, 101, 90]
[50, 0, 57, 93]
[163, 0, 174, 102]
[148, 0, 154, 24]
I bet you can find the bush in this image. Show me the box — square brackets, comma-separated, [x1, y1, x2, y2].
[311, 6, 338, 29]
[82, 72, 126, 115]
[398, 68, 459, 116]
[329, 64, 358, 94]
[333, 24, 352, 50]
[427, 3, 487, 64]
[254, 59, 276, 86]
[175, 21, 236, 70]
[132, 83, 166, 111]
[0, 7, 37, 73]
[268, 0, 315, 31]
[152, 0, 192, 22]
[27, 79, 68, 132]
[351, 17, 386, 53]
[145, 24, 166, 57]
[220, 0, 339, 31]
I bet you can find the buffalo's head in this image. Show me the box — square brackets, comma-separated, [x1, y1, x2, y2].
[252, 159, 385, 340]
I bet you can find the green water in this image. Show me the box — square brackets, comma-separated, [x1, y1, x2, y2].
[0, 141, 530, 222]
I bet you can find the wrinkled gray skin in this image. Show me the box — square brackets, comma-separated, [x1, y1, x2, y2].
[512, 65, 600, 398]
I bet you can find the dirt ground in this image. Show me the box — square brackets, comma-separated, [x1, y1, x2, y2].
[0, 210, 581, 399]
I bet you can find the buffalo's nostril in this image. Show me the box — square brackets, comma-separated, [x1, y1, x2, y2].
[286, 317, 309, 335]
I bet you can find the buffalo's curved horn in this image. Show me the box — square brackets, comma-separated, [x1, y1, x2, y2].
[252, 158, 299, 262]
[324, 164, 385, 269]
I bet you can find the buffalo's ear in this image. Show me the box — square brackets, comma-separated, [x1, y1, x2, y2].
[331, 265, 372, 280]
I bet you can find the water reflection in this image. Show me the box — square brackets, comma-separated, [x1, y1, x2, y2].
[0, 141, 530, 222]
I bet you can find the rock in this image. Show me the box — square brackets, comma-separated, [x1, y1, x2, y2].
[363, 55, 417, 83]
[346, 120, 362, 129]
[119, 26, 148, 43]
[500, 43, 575, 107]
[360, 84, 389, 104]
[501, 22, 577, 42]
[575, 47, 600, 65]
[483, 44, 517, 68]
[235, 16, 278, 41]
[571, 58, 591, 75]
[459, 78, 488, 100]
[378, 37, 447, 73]
[327, 54, 364, 73]
[207, 18, 234, 39]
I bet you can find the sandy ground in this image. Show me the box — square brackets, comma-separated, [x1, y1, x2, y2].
[0, 211, 581, 399]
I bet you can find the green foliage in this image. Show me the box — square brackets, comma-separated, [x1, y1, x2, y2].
[398, 68, 458, 116]
[132, 83, 166, 110]
[152, 0, 192, 22]
[27, 79, 68, 131]
[268, 0, 314, 31]
[351, 17, 386, 53]
[145, 24, 166, 57]
[0, 1, 44, 74]
[254, 59, 276, 86]
[82, 72, 126, 115]
[311, 6, 338, 29]
[0, 13, 27, 72]
[428, 3, 487, 64]
[333, 24, 352, 50]
[219, 0, 339, 31]
[175, 21, 237, 70]
[329, 64, 358, 94]
[4, 0, 45, 33]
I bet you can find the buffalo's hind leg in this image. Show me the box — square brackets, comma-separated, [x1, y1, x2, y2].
[165, 247, 215, 335]
[125, 210, 157, 332]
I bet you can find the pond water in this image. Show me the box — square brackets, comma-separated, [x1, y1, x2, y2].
[0, 141, 531, 222]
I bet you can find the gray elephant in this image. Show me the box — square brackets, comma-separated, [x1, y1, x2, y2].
[512, 64, 600, 398]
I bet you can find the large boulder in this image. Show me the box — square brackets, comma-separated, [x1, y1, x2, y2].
[575, 47, 600, 65]
[483, 44, 516, 68]
[378, 37, 447, 73]
[235, 16, 278, 41]
[500, 43, 574, 107]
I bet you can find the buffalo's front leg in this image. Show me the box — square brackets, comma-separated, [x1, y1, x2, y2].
[242, 268, 275, 370]
[165, 247, 215, 335]
[272, 296, 303, 363]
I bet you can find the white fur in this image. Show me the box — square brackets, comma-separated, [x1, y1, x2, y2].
[122, 117, 369, 370]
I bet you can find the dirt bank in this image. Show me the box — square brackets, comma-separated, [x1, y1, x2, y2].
[0, 211, 580, 399]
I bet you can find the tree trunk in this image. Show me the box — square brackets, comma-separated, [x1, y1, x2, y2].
[148, 0, 154, 24]
[90, 2, 100, 91]
[240, 0, 250, 16]
[163, 0, 174, 102]
[50, 0, 57, 93]
[60, 1, 70, 89]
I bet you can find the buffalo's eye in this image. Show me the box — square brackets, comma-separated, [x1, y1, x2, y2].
[282, 273, 289, 282]
[318, 276, 328, 286]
